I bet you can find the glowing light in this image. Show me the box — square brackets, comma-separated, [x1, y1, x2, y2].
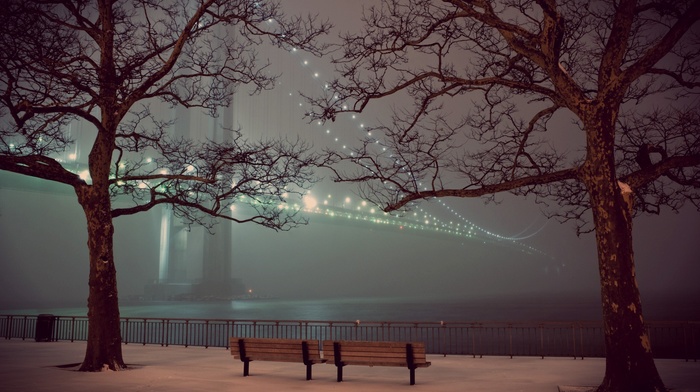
[68, 153, 77, 160]
[303, 194, 318, 210]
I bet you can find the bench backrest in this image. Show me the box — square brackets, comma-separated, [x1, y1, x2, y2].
[322, 340, 428, 366]
[230, 337, 322, 362]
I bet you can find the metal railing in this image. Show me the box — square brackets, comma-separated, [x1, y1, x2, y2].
[1, 315, 698, 360]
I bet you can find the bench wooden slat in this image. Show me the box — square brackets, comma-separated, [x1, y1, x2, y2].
[241, 354, 318, 362]
[233, 355, 325, 363]
[337, 359, 432, 368]
[335, 355, 406, 361]
[237, 346, 313, 354]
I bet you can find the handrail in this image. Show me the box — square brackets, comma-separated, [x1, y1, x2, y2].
[1, 315, 698, 360]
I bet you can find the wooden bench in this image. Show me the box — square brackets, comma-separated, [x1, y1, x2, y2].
[230, 337, 326, 380]
[322, 340, 431, 385]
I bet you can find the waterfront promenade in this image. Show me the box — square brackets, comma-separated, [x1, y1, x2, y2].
[1, 339, 698, 391]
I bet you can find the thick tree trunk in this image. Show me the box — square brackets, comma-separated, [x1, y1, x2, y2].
[76, 185, 125, 371]
[589, 190, 665, 392]
[582, 117, 666, 392]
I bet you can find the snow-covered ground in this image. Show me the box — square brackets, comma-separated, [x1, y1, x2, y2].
[1, 340, 698, 391]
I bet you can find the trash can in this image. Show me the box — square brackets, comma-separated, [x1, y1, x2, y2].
[35, 314, 55, 342]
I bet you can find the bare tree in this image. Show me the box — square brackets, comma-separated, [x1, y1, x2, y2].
[0, 0, 329, 371]
[307, 1, 700, 391]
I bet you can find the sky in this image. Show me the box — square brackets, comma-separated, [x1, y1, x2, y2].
[1, 0, 699, 316]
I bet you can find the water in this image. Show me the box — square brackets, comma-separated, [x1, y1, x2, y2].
[4, 292, 698, 322]
[114, 295, 603, 322]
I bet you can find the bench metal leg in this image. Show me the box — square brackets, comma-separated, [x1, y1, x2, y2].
[243, 360, 250, 377]
[306, 364, 312, 380]
[336, 364, 343, 382]
[405, 343, 418, 385]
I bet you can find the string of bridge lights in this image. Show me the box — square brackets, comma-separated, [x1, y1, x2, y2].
[272, 43, 548, 256]
[286, 194, 549, 256]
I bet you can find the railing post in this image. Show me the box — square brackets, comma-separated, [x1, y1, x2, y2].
[471, 324, 476, 358]
[226, 320, 232, 349]
[508, 323, 513, 359]
[204, 320, 209, 348]
[184, 319, 189, 347]
[21, 315, 27, 340]
[7, 315, 11, 339]
[440, 321, 446, 357]
[571, 323, 577, 360]
[579, 323, 584, 360]
[539, 324, 544, 359]
[70, 316, 75, 342]
[123, 318, 129, 345]
[52, 316, 58, 342]
[167, 319, 172, 347]
[142, 319, 147, 345]
[161, 319, 166, 347]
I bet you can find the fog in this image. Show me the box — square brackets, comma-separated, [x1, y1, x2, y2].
[1, 0, 699, 319]
[2, 168, 699, 314]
